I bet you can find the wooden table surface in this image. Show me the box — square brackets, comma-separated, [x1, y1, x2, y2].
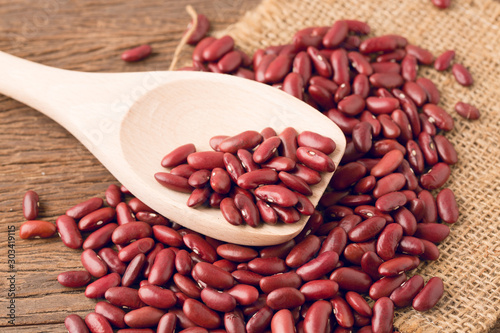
[0, 0, 498, 332]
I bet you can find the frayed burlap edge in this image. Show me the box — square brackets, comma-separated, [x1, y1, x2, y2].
[182, 0, 500, 332]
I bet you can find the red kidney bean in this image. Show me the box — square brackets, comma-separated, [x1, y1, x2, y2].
[337, 94, 365, 117]
[234, 150, 258, 173]
[433, 134, 457, 165]
[135, 211, 169, 226]
[97, 248, 126, 275]
[161, 144, 196, 168]
[208, 168, 230, 194]
[299, 280, 339, 302]
[128, 198, 154, 214]
[78, 207, 115, 232]
[216, 244, 258, 263]
[348, 51, 373, 75]
[296, 251, 339, 281]
[348, 216, 386, 242]
[202, 35, 234, 62]
[393, 206, 417, 236]
[296, 147, 335, 173]
[422, 104, 454, 132]
[351, 122, 372, 154]
[416, 77, 440, 105]
[303, 300, 332, 333]
[258, 271, 301, 294]
[331, 49, 350, 85]
[173, 273, 202, 298]
[201, 288, 237, 313]
[285, 235, 321, 268]
[209, 135, 228, 152]
[390, 274, 424, 308]
[81, 249, 108, 278]
[330, 162, 367, 191]
[418, 190, 438, 223]
[23, 190, 39, 220]
[371, 139, 406, 157]
[398, 236, 425, 255]
[184, 13, 210, 45]
[325, 108, 359, 135]
[432, 0, 451, 8]
[56, 215, 83, 249]
[455, 101, 480, 120]
[307, 46, 332, 78]
[330, 295, 354, 328]
[255, 54, 278, 82]
[371, 150, 404, 178]
[420, 162, 451, 190]
[223, 310, 246, 333]
[152, 225, 183, 247]
[377, 223, 403, 261]
[292, 51, 312, 83]
[124, 306, 165, 328]
[119, 237, 155, 262]
[413, 277, 444, 311]
[375, 191, 407, 212]
[183, 298, 221, 329]
[353, 175, 377, 194]
[85, 312, 113, 333]
[154, 172, 193, 193]
[234, 194, 260, 227]
[420, 239, 441, 260]
[248, 257, 287, 276]
[319, 226, 347, 255]
[372, 173, 406, 198]
[95, 301, 126, 329]
[359, 35, 397, 54]
[121, 253, 146, 287]
[227, 284, 260, 306]
[104, 185, 122, 208]
[404, 44, 433, 65]
[253, 185, 297, 208]
[219, 131, 263, 154]
[352, 74, 370, 99]
[371, 297, 394, 333]
[369, 73, 403, 89]
[168, 308, 196, 329]
[378, 255, 420, 276]
[138, 285, 176, 309]
[371, 61, 401, 74]
[322, 20, 348, 48]
[405, 140, 425, 174]
[193, 262, 235, 289]
[220, 197, 244, 226]
[400, 54, 417, 82]
[436, 188, 459, 224]
[260, 239, 295, 259]
[184, 233, 217, 262]
[187, 151, 225, 170]
[344, 240, 376, 265]
[260, 156, 296, 172]
[414, 223, 450, 244]
[369, 273, 407, 300]
[354, 205, 393, 223]
[270, 309, 295, 333]
[452, 63, 473, 86]
[236, 169, 277, 190]
[377, 114, 401, 139]
[338, 214, 363, 233]
[105, 286, 145, 309]
[365, 97, 400, 115]
[267, 287, 305, 310]
[65, 314, 89, 333]
[293, 27, 324, 51]
[221, 155, 244, 184]
[308, 84, 335, 109]
[433, 49, 455, 71]
[85, 272, 121, 299]
[361, 251, 384, 280]
[112, 222, 152, 245]
[121, 44, 152, 62]
[246, 305, 273, 333]
[218, 50, 242, 73]
[330, 267, 372, 293]
[148, 248, 175, 285]
[402, 82, 427, 107]
[345, 291, 372, 317]
[58, 270, 92, 288]
[115, 202, 135, 226]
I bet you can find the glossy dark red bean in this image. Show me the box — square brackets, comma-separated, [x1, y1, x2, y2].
[161, 144, 196, 168]
[155, 172, 193, 193]
[233, 194, 260, 227]
[112, 222, 152, 245]
[224, 310, 246, 333]
[227, 284, 259, 306]
[354, 205, 393, 223]
[219, 131, 263, 154]
[359, 35, 398, 54]
[330, 295, 354, 328]
[365, 97, 400, 115]
[202, 35, 234, 62]
[322, 20, 349, 48]
[95, 301, 126, 329]
[128, 198, 154, 214]
[81, 249, 108, 278]
[124, 306, 166, 329]
[345, 291, 372, 317]
[65, 314, 89, 333]
[300, 280, 339, 302]
[455, 101, 480, 120]
[296, 251, 339, 281]
[377, 114, 401, 139]
[85, 312, 113, 333]
[420, 163, 451, 190]
[121, 44, 151, 62]
[23, 190, 39, 220]
[452, 63, 473, 86]
[307, 46, 332, 78]
[152, 225, 183, 247]
[361, 251, 384, 281]
[78, 207, 115, 232]
[138, 285, 176, 309]
[372, 173, 406, 198]
[260, 239, 295, 259]
[106, 286, 146, 309]
[398, 236, 425, 255]
[98, 248, 126, 275]
[121, 253, 146, 287]
[147, 248, 175, 285]
[343, 240, 376, 265]
[184, 233, 217, 262]
[378, 255, 420, 277]
[85, 273, 121, 299]
[193, 262, 235, 289]
[282, 72, 305, 100]
[377, 223, 403, 261]
[436, 188, 459, 224]
[248, 257, 287, 276]
[390, 274, 425, 308]
[246, 306, 273, 333]
[286, 235, 321, 268]
[375, 192, 407, 212]
[173, 273, 202, 298]
[371, 61, 401, 74]
[371, 297, 394, 333]
[415, 223, 450, 245]
[58, 270, 92, 288]
[369, 273, 407, 300]
[422, 104, 454, 132]
[371, 150, 404, 178]
[293, 51, 312, 83]
[420, 239, 441, 260]
[330, 267, 372, 293]
[156, 313, 176, 333]
[267, 287, 305, 310]
[433, 135, 457, 165]
[412, 277, 444, 311]
[303, 300, 332, 333]
[270, 309, 295, 333]
[416, 78, 440, 105]
[371, 139, 406, 157]
[405, 44, 434, 65]
[216, 243, 258, 263]
[56, 215, 83, 249]
[118, 237, 155, 262]
[418, 190, 438, 223]
[348, 216, 386, 242]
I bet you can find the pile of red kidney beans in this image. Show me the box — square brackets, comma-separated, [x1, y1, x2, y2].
[19, 9, 481, 333]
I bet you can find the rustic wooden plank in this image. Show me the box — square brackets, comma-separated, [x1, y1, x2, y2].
[0, 0, 259, 330]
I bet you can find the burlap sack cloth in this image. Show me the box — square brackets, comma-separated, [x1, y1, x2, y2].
[180, 0, 500, 332]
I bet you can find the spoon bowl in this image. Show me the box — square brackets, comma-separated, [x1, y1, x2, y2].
[0, 51, 345, 246]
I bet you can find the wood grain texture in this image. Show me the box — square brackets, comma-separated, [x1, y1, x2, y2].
[0, 0, 259, 331]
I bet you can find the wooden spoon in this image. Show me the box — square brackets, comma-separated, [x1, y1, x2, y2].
[0, 51, 345, 246]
